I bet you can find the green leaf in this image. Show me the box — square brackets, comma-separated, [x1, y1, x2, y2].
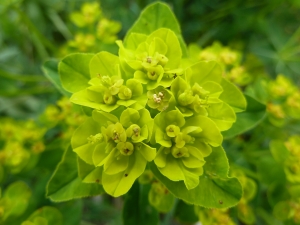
[89, 51, 119, 78]
[70, 89, 119, 112]
[124, 2, 188, 57]
[71, 118, 101, 165]
[102, 150, 147, 197]
[77, 157, 103, 184]
[219, 78, 247, 112]
[270, 140, 289, 164]
[0, 181, 31, 221]
[42, 60, 71, 97]
[24, 206, 63, 225]
[273, 201, 293, 221]
[148, 182, 175, 213]
[288, 184, 300, 199]
[46, 146, 104, 202]
[222, 95, 266, 139]
[56, 200, 83, 225]
[187, 61, 222, 85]
[238, 204, 256, 224]
[147, 28, 182, 69]
[59, 53, 94, 93]
[122, 182, 159, 225]
[174, 200, 198, 224]
[150, 146, 242, 208]
[256, 156, 286, 185]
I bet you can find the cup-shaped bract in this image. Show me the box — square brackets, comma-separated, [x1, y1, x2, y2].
[118, 28, 183, 90]
[171, 61, 239, 131]
[70, 52, 147, 112]
[71, 108, 155, 197]
[153, 110, 222, 190]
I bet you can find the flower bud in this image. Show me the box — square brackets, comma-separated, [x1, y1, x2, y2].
[178, 90, 194, 106]
[117, 142, 134, 156]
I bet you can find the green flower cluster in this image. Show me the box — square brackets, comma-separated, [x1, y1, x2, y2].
[195, 207, 236, 225]
[0, 181, 63, 225]
[282, 136, 300, 183]
[60, 2, 121, 55]
[61, 26, 245, 196]
[269, 136, 300, 224]
[188, 41, 255, 86]
[265, 75, 300, 127]
[0, 118, 46, 175]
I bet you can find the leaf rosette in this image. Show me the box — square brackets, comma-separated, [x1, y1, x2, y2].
[118, 28, 183, 90]
[71, 108, 155, 197]
[153, 110, 222, 190]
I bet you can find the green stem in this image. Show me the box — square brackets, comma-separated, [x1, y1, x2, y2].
[47, 9, 73, 40]
[14, 7, 56, 54]
[0, 69, 47, 82]
[0, 87, 55, 97]
[160, 198, 179, 225]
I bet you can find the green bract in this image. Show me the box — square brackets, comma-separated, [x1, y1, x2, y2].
[171, 61, 238, 131]
[118, 28, 183, 90]
[71, 108, 155, 197]
[70, 52, 146, 112]
[153, 110, 222, 189]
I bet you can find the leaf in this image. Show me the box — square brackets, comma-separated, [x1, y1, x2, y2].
[42, 59, 71, 97]
[150, 146, 242, 208]
[222, 95, 266, 139]
[122, 182, 159, 225]
[256, 156, 285, 185]
[59, 53, 94, 93]
[187, 61, 223, 85]
[102, 150, 147, 197]
[270, 140, 289, 164]
[174, 200, 198, 224]
[0, 181, 32, 221]
[24, 206, 63, 225]
[89, 51, 120, 78]
[46, 146, 104, 202]
[148, 182, 175, 213]
[219, 78, 247, 113]
[124, 2, 188, 57]
[56, 200, 83, 225]
[77, 157, 103, 184]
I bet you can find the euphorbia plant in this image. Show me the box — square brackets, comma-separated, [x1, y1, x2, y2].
[43, 2, 268, 223]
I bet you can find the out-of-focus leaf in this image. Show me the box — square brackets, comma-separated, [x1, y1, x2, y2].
[174, 200, 198, 224]
[46, 146, 104, 202]
[123, 182, 159, 225]
[42, 59, 71, 97]
[256, 156, 285, 185]
[222, 95, 266, 139]
[22, 206, 63, 225]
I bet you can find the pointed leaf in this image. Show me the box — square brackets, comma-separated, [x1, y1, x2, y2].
[42, 59, 71, 96]
[222, 95, 266, 139]
[46, 146, 104, 202]
[124, 2, 188, 57]
[219, 78, 247, 112]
